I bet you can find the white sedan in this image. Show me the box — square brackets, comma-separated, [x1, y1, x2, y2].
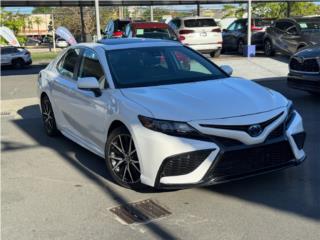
[37, 38, 306, 190]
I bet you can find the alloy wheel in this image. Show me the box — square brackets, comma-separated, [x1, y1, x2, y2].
[41, 97, 57, 136]
[108, 134, 141, 184]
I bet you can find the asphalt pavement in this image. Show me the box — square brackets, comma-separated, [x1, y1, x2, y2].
[1, 56, 320, 240]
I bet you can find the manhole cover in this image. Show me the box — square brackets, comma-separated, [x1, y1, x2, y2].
[109, 199, 171, 225]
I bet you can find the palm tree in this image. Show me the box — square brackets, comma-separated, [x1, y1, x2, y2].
[33, 16, 42, 36]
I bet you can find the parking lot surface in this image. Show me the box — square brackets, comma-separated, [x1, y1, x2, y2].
[1, 55, 320, 240]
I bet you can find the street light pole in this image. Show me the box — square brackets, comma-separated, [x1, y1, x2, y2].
[247, 0, 252, 47]
[51, 13, 56, 52]
[150, 6, 154, 21]
[95, 0, 101, 40]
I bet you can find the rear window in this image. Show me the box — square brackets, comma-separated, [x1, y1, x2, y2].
[184, 19, 217, 28]
[254, 19, 273, 27]
[135, 28, 176, 40]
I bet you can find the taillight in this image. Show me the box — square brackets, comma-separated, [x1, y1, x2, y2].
[113, 31, 123, 37]
[179, 35, 186, 42]
[179, 29, 194, 35]
[212, 28, 221, 33]
[251, 26, 263, 31]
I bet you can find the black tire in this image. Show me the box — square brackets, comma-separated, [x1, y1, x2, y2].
[237, 39, 244, 55]
[210, 49, 221, 58]
[41, 95, 59, 137]
[12, 58, 25, 69]
[105, 126, 145, 190]
[264, 39, 275, 57]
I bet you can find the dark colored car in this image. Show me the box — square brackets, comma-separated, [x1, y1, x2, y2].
[123, 22, 178, 41]
[104, 19, 131, 38]
[222, 18, 274, 54]
[287, 45, 320, 94]
[264, 17, 320, 56]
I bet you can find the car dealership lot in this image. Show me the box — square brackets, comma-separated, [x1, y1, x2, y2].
[1, 55, 320, 240]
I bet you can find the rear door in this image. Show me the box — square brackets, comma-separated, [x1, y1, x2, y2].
[223, 20, 245, 50]
[272, 20, 294, 54]
[181, 18, 221, 45]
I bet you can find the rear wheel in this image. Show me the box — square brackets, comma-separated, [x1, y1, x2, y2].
[41, 95, 59, 137]
[237, 39, 244, 55]
[210, 49, 221, 58]
[105, 126, 144, 190]
[264, 39, 275, 57]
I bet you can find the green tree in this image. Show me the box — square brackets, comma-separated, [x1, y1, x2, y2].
[32, 7, 53, 14]
[33, 16, 43, 36]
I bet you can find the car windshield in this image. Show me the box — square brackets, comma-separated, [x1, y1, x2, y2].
[297, 20, 320, 32]
[135, 28, 176, 40]
[184, 19, 217, 28]
[106, 46, 226, 88]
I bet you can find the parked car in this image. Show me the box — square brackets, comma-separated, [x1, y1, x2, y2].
[124, 22, 178, 41]
[0, 46, 32, 68]
[264, 17, 320, 56]
[287, 45, 320, 94]
[222, 18, 274, 54]
[56, 38, 69, 48]
[169, 17, 222, 57]
[38, 38, 306, 190]
[25, 38, 42, 47]
[104, 19, 131, 38]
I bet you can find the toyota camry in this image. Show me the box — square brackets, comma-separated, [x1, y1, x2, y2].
[37, 38, 306, 189]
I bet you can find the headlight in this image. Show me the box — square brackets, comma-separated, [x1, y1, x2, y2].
[286, 101, 295, 128]
[138, 115, 204, 139]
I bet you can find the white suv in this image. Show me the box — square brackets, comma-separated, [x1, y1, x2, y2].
[0, 46, 32, 68]
[169, 17, 222, 57]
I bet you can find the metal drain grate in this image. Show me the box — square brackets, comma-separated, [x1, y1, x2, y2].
[109, 199, 171, 225]
[1, 112, 11, 116]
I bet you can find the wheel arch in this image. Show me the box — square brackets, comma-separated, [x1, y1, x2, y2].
[107, 120, 130, 137]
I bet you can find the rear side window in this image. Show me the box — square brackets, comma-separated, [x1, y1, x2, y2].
[184, 19, 217, 28]
[57, 48, 80, 79]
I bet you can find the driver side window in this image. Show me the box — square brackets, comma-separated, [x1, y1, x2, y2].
[78, 49, 106, 88]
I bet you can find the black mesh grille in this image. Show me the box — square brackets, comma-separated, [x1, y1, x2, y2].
[210, 140, 294, 179]
[290, 58, 320, 72]
[161, 149, 212, 177]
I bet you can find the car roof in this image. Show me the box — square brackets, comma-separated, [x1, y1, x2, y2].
[96, 38, 181, 50]
[130, 22, 169, 29]
[277, 17, 320, 22]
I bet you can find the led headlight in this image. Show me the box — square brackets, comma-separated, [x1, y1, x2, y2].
[138, 115, 204, 139]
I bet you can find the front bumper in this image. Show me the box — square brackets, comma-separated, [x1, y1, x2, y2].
[288, 71, 320, 93]
[133, 109, 306, 188]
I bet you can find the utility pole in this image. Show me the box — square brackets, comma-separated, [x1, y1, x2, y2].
[196, 3, 200, 16]
[80, 5, 86, 42]
[247, 0, 252, 46]
[150, 6, 154, 21]
[95, 0, 101, 40]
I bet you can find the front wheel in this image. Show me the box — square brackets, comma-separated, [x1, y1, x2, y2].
[264, 39, 275, 57]
[105, 126, 144, 189]
[12, 58, 25, 69]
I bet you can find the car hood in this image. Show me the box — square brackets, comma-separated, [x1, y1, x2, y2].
[294, 44, 320, 58]
[121, 77, 288, 121]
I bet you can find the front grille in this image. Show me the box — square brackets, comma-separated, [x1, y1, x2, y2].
[199, 112, 283, 136]
[161, 149, 212, 177]
[290, 58, 320, 73]
[210, 140, 294, 179]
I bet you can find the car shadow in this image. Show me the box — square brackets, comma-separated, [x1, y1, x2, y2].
[1, 64, 48, 76]
[11, 104, 177, 239]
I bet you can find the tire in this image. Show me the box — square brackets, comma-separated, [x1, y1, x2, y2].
[105, 126, 145, 190]
[210, 49, 221, 58]
[41, 95, 59, 137]
[237, 39, 244, 55]
[12, 58, 25, 69]
[264, 39, 275, 57]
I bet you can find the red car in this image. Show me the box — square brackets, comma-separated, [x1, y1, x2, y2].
[123, 22, 179, 41]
